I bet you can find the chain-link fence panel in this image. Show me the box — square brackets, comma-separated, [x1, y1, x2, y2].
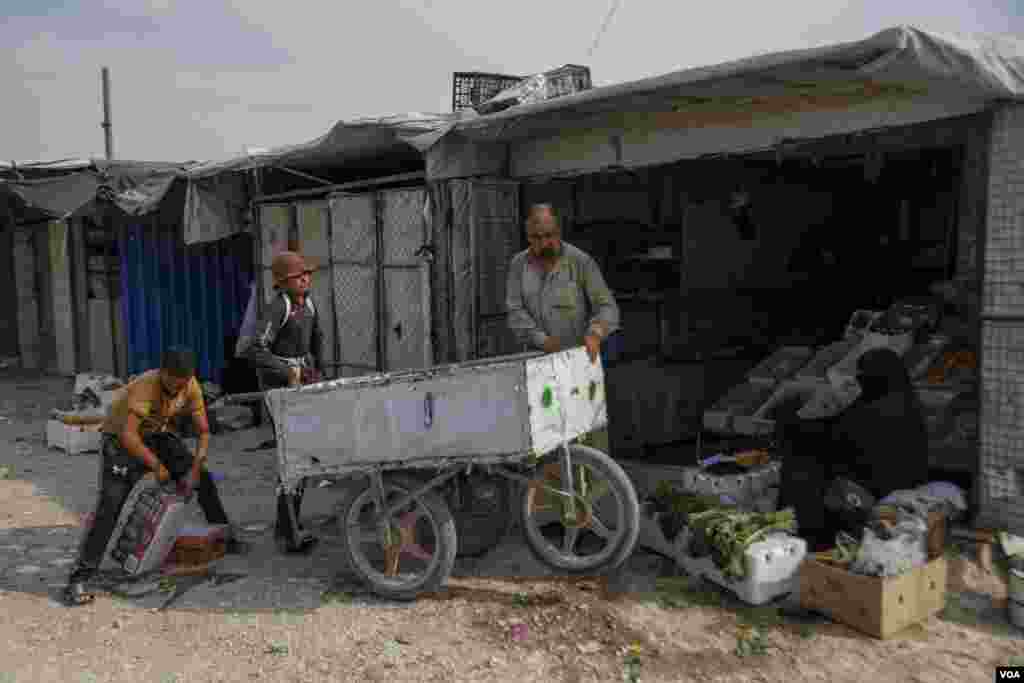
[330, 194, 376, 264]
[978, 319, 1024, 535]
[384, 267, 432, 372]
[332, 264, 379, 374]
[382, 189, 428, 265]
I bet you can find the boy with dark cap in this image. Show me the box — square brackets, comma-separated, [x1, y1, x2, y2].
[62, 346, 246, 606]
[239, 250, 325, 554]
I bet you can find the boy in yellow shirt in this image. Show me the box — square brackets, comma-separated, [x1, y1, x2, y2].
[63, 347, 246, 606]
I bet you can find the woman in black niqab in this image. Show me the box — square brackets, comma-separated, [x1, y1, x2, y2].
[777, 347, 929, 549]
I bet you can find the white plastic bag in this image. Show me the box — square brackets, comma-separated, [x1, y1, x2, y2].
[850, 513, 928, 577]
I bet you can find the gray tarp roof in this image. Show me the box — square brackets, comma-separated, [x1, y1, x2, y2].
[444, 25, 1024, 144]
[0, 113, 460, 225]
[185, 112, 465, 179]
[0, 159, 195, 223]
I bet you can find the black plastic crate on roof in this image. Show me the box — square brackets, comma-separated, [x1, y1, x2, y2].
[452, 72, 524, 111]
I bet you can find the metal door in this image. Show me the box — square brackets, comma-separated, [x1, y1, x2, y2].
[471, 180, 520, 359]
[381, 188, 433, 372]
[329, 194, 380, 377]
[33, 225, 58, 373]
[257, 203, 293, 308]
[448, 179, 521, 361]
[296, 200, 337, 377]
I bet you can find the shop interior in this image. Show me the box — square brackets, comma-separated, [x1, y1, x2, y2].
[520, 131, 981, 508]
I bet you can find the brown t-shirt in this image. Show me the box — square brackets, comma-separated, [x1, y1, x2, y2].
[101, 369, 206, 437]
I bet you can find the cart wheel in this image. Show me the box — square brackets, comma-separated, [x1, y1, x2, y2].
[338, 475, 457, 601]
[448, 471, 516, 558]
[520, 444, 639, 574]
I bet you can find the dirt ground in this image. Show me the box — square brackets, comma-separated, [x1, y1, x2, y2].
[0, 370, 1021, 683]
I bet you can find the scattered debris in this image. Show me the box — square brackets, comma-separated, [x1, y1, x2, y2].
[622, 642, 642, 683]
[212, 405, 255, 432]
[735, 625, 769, 658]
[73, 373, 124, 397]
[508, 622, 529, 642]
[321, 590, 353, 605]
[265, 643, 289, 656]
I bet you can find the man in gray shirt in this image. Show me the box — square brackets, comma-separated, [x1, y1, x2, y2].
[506, 204, 620, 363]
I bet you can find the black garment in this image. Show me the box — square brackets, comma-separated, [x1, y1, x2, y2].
[832, 348, 929, 498]
[778, 348, 929, 546]
[256, 369, 308, 547]
[242, 291, 324, 386]
[75, 434, 230, 571]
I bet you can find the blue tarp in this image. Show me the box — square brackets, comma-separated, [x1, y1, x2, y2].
[119, 221, 253, 384]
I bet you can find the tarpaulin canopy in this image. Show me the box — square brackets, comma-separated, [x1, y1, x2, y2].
[443, 25, 1024, 146]
[0, 159, 196, 224]
[181, 112, 463, 244]
[186, 112, 464, 179]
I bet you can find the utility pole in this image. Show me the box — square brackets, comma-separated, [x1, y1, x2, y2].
[101, 67, 114, 160]
[100, 66, 119, 377]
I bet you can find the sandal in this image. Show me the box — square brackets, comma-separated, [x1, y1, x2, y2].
[62, 581, 95, 607]
[283, 534, 319, 555]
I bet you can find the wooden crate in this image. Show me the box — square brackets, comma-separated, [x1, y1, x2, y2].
[171, 525, 228, 567]
[799, 555, 947, 639]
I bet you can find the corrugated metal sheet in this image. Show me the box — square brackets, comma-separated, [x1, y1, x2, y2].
[119, 220, 253, 384]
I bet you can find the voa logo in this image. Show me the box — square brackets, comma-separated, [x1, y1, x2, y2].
[998, 670, 1022, 680]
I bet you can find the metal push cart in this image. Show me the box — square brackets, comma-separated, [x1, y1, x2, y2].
[263, 347, 641, 600]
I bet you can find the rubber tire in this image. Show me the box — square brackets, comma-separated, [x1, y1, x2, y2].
[449, 472, 516, 558]
[338, 475, 458, 601]
[519, 444, 640, 575]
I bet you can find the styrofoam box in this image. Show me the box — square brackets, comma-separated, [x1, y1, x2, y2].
[703, 382, 776, 434]
[844, 310, 884, 339]
[862, 331, 914, 356]
[679, 532, 807, 605]
[795, 339, 859, 383]
[693, 470, 753, 501]
[690, 462, 782, 504]
[746, 347, 814, 387]
[46, 419, 102, 455]
[73, 373, 123, 397]
[747, 379, 829, 435]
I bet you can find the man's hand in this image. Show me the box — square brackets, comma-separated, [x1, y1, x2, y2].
[542, 336, 561, 354]
[583, 333, 601, 364]
[287, 366, 302, 387]
[155, 463, 171, 483]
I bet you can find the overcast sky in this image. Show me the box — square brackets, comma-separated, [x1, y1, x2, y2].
[3, 0, 1023, 164]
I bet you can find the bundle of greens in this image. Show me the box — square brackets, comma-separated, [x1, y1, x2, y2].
[650, 482, 728, 542]
[686, 508, 797, 581]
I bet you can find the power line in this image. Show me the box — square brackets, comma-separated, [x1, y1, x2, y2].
[586, 0, 624, 59]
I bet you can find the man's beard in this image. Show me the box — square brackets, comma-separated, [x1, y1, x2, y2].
[540, 246, 559, 259]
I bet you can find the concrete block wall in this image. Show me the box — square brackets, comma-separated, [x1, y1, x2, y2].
[12, 227, 40, 369]
[48, 220, 77, 376]
[978, 102, 1024, 535]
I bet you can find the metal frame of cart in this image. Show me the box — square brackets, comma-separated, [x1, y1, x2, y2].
[258, 347, 641, 600]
